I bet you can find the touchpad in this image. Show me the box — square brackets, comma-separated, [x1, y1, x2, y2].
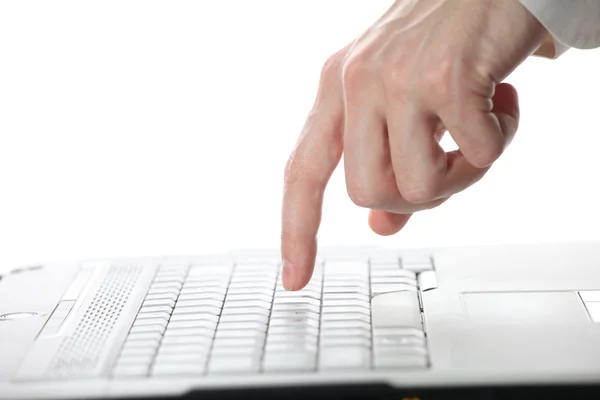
[462, 291, 590, 323]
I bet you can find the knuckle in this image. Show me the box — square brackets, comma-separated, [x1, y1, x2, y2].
[381, 61, 409, 101]
[421, 60, 456, 104]
[320, 53, 341, 83]
[341, 53, 370, 90]
[283, 152, 304, 185]
[399, 179, 440, 204]
[468, 144, 503, 168]
[346, 182, 381, 209]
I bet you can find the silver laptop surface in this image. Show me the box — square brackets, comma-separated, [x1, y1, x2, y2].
[1, 242, 599, 399]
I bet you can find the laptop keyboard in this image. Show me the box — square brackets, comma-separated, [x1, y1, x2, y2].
[111, 256, 434, 378]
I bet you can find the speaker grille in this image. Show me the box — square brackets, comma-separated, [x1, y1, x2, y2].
[47, 265, 142, 378]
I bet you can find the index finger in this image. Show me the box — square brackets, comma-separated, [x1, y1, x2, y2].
[281, 54, 345, 291]
[281, 102, 343, 291]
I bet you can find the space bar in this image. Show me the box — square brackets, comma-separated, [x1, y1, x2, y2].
[371, 290, 422, 329]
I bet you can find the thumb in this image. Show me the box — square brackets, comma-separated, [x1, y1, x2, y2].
[491, 82, 520, 149]
[368, 210, 412, 236]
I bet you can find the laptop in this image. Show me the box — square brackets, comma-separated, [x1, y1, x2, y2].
[1, 241, 599, 399]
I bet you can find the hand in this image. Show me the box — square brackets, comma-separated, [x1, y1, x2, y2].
[281, 0, 549, 290]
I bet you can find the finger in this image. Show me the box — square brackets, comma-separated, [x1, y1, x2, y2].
[440, 82, 520, 169]
[387, 101, 489, 203]
[368, 210, 412, 236]
[281, 60, 345, 291]
[343, 87, 448, 214]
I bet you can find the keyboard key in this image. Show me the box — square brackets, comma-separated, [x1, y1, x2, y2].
[418, 270, 438, 292]
[173, 305, 222, 315]
[322, 293, 369, 302]
[368, 254, 400, 265]
[215, 329, 266, 339]
[323, 286, 369, 296]
[155, 353, 207, 365]
[134, 311, 171, 320]
[371, 269, 416, 279]
[119, 346, 156, 357]
[213, 337, 264, 348]
[130, 324, 166, 335]
[162, 335, 213, 346]
[374, 345, 427, 358]
[274, 291, 321, 300]
[229, 282, 275, 290]
[371, 291, 421, 329]
[273, 297, 320, 307]
[262, 351, 316, 372]
[224, 300, 272, 310]
[122, 339, 160, 350]
[265, 342, 317, 353]
[164, 327, 214, 338]
[152, 363, 205, 376]
[270, 310, 320, 320]
[226, 293, 273, 303]
[271, 303, 320, 314]
[325, 260, 368, 272]
[126, 332, 163, 342]
[374, 335, 426, 347]
[321, 313, 370, 323]
[402, 260, 433, 273]
[218, 321, 267, 332]
[208, 355, 261, 374]
[319, 336, 371, 348]
[269, 317, 319, 329]
[112, 364, 149, 378]
[151, 282, 182, 291]
[370, 277, 417, 285]
[176, 299, 224, 310]
[170, 313, 219, 323]
[144, 293, 178, 302]
[373, 327, 424, 338]
[180, 287, 226, 296]
[226, 287, 274, 296]
[268, 325, 318, 337]
[177, 293, 225, 302]
[132, 318, 168, 328]
[117, 354, 154, 365]
[320, 328, 371, 339]
[220, 313, 269, 324]
[323, 280, 368, 288]
[231, 272, 277, 280]
[147, 288, 180, 297]
[221, 307, 270, 317]
[183, 281, 228, 290]
[168, 319, 218, 330]
[266, 334, 318, 345]
[319, 347, 371, 370]
[152, 276, 185, 284]
[321, 299, 369, 309]
[322, 306, 370, 316]
[138, 305, 173, 315]
[211, 345, 262, 356]
[230, 276, 276, 284]
[321, 320, 370, 330]
[158, 344, 209, 355]
[371, 283, 417, 297]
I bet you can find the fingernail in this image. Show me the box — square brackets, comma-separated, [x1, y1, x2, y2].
[282, 259, 296, 291]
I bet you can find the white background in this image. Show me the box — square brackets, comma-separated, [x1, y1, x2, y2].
[1, 1, 599, 274]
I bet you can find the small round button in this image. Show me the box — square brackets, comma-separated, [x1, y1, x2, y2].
[0, 312, 39, 320]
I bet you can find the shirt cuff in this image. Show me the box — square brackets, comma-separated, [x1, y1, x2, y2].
[519, 0, 600, 58]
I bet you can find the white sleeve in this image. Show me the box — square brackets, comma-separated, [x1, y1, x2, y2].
[518, 0, 600, 58]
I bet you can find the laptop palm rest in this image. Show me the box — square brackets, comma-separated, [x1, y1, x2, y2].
[461, 291, 591, 324]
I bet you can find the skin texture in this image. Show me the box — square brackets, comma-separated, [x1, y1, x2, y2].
[281, 0, 549, 291]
